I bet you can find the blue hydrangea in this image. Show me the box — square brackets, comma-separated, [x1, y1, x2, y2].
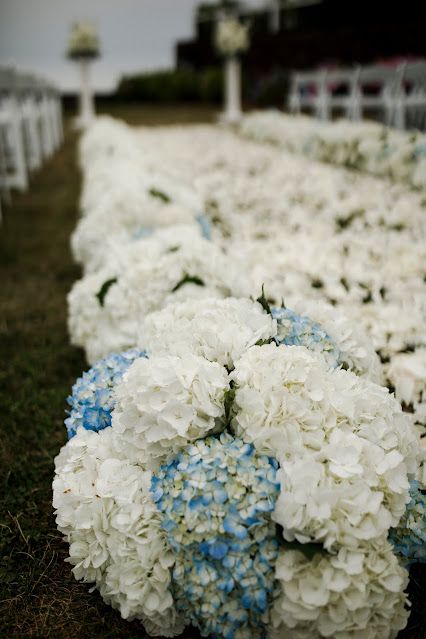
[65, 348, 146, 438]
[196, 213, 212, 240]
[132, 226, 154, 240]
[151, 432, 280, 639]
[132, 215, 211, 242]
[389, 480, 426, 565]
[272, 306, 340, 367]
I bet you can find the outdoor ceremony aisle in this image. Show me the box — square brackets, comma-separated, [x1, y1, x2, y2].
[2, 111, 424, 638]
[0, 112, 208, 639]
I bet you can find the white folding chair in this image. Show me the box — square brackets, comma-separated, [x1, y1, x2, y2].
[288, 70, 328, 120]
[351, 65, 402, 125]
[37, 79, 55, 159]
[16, 73, 44, 171]
[0, 68, 28, 191]
[49, 85, 64, 149]
[394, 61, 426, 131]
[323, 67, 361, 121]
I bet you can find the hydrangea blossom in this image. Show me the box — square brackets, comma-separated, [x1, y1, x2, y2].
[389, 480, 426, 565]
[68, 230, 250, 364]
[141, 297, 277, 368]
[65, 348, 145, 438]
[112, 354, 229, 467]
[286, 300, 383, 382]
[231, 344, 420, 549]
[52, 427, 184, 636]
[268, 540, 409, 638]
[272, 306, 340, 369]
[58, 117, 426, 638]
[151, 433, 280, 639]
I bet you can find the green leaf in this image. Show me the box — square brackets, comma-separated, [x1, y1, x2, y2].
[256, 285, 272, 315]
[335, 208, 365, 231]
[171, 274, 205, 293]
[255, 337, 276, 347]
[224, 381, 236, 424]
[149, 187, 171, 203]
[311, 278, 324, 289]
[96, 278, 118, 307]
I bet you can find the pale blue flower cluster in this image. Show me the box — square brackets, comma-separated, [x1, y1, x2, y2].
[132, 226, 154, 240]
[151, 432, 280, 639]
[389, 480, 426, 565]
[196, 213, 212, 240]
[65, 348, 146, 438]
[132, 215, 211, 242]
[272, 307, 340, 367]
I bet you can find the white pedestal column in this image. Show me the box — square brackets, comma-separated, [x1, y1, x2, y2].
[77, 58, 95, 128]
[222, 56, 242, 124]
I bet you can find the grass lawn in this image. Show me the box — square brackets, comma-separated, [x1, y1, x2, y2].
[0, 104, 424, 638]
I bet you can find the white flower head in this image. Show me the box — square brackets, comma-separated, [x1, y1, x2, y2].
[52, 427, 184, 635]
[141, 297, 276, 367]
[68, 229, 251, 364]
[111, 353, 229, 467]
[231, 343, 421, 548]
[268, 540, 409, 639]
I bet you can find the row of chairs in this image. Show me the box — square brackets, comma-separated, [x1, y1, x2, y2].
[0, 67, 63, 217]
[288, 61, 426, 130]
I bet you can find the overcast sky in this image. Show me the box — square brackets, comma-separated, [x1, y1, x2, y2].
[0, 0, 267, 92]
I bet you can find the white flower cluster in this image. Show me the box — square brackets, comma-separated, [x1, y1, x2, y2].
[215, 17, 250, 57]
[112, 353, 229, 466]
[268, 541, 409, 639]
[132, 123, 425, 432]
[230, 343, 419, 548]
[67, 22, 100, 59]
[52, 427, 184, 636]
[68, 228, 250, 363]
[68, 118, 251, 362]
[73, 117, 202, 274]
[55, 296, 423, 637]
[57, 115, 426, 638]
[239, 110, 426, 190]
[141, 296, 277, 368]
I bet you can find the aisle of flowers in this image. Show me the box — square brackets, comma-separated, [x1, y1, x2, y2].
[53, 116, 425, 639]
[239, 111, 426, 190]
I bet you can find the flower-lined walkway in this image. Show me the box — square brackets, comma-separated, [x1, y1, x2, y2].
[0, 107, 212, 639]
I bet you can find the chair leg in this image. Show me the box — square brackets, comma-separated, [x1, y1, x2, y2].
[8, 107, 28, 191]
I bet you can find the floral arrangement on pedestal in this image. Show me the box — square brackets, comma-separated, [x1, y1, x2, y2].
[67, 22, 100, 128]
[215, 16, 249, 124]
[214, 17, 250, 58]
[53, 296, 426, 639]
[67, 22, 100, 60]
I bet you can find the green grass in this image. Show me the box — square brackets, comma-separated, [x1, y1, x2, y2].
[0, 104, 424, 638]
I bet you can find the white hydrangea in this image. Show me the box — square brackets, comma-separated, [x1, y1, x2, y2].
[141, 297, 276, 368]
[52, 427, 184, 636]
[71, 199, 197, 273]
[79, 117, 142, 172]
[268, 540, 409, 639]
[231, 344, 420, 548]
[75, 222, 203, 276]
[289, 300, 383, 383]
[111, 354, 229, 467]
[68, 230, 251, 364]
[386, 348, 426, 413]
